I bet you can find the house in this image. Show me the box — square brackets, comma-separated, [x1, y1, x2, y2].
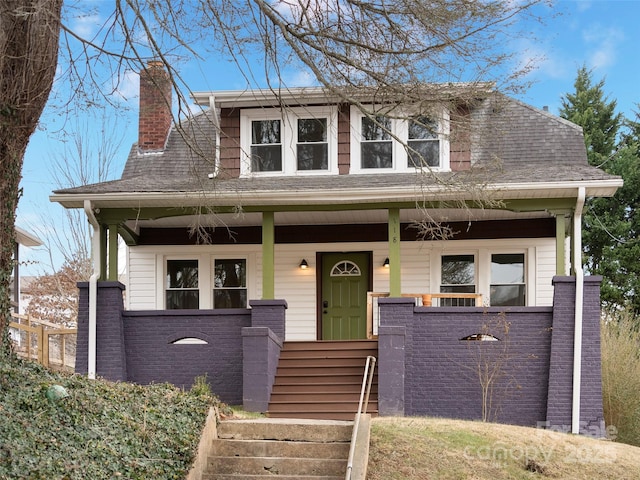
[11, 227, 43, 313]
[51, 62, 622, 435]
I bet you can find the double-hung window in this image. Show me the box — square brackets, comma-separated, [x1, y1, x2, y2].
[440, 254, 476, 306]
[351, 106, 449, 172]
[360, 115, 393, 169]
[213, 258, 247, 308]
[166, 259, 199, 309]
[241, 106, 337, 176]
[408, 116, 439, 168]
[490, 254, 525, 306]
[251, 119, 282, 172]
[297, 118, 328, 170]
[437, 251, 528, 307]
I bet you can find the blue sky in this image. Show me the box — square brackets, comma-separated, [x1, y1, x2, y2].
[16, 0, 640, 275]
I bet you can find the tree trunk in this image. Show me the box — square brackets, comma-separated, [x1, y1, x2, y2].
[0, 0, 63, 356]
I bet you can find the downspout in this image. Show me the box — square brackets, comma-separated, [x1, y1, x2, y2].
[84, 200, 100, 380]
[572, 187, 586, 434]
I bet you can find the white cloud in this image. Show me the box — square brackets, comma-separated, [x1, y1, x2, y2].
[110, 69, 139, 104]
[582, 26, 624, 70]
[283, 69, 316, 87]
[70, 14, 103, 39]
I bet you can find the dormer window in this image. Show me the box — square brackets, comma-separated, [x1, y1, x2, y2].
[241, 106, 337, 176]
[408, 116, 440, 168]
[297, 118, 328, 170]
[361, 116, 393, 169]
[251, 119, 282, 172]
[350, 106, 449, 173]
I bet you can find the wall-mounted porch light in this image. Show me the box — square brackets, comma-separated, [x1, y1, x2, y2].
[299, 259, 309, 269]
[383, 257, 390, 268]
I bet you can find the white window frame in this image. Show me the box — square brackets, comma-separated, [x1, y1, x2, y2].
[158, 253, 254, 310]
[212, 256, 249, 309]
[350, 105, 450, 173]
[162, 256, 207, 309]
[240, 106, 338, 177]
[433, 248, 532, 307]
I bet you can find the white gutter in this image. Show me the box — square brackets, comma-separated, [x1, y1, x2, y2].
[571, 187, 586, 434]
[84, 200, 100, 380]
[50, 178, 623, 210]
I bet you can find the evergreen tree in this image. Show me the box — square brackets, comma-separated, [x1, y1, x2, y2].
[561, 68, 640, 313]
[560, 65, 623, 167]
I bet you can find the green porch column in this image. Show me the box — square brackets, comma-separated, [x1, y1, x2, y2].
[552, 211, 570, 276]
[99, 224, 108, 281]
[262, 211, 275, 299]
[388, 208, 401, 297]
[107, 224, 119, 281]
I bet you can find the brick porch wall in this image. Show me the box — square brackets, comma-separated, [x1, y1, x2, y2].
[377, 276, 605, 434]
[76, 283, 285, 406]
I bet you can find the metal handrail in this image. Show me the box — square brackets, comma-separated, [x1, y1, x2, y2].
[345, 355, 376, 480]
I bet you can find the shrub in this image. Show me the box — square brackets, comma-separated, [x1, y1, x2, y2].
[601, 309, 640, 446]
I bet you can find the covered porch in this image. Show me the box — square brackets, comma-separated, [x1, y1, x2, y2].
[74, 275, 605, 435]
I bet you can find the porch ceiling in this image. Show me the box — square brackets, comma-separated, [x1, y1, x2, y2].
[124, 208, 551, 229]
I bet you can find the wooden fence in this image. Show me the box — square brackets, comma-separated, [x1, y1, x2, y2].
[9, 313, 77, 371]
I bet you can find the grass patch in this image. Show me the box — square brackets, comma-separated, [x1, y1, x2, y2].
[0, 357, 216, 479]
[602, 309, 640, 446]
[368, 417, 640, 479]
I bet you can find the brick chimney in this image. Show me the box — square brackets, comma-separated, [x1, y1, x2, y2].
[138, 61, 172, 153]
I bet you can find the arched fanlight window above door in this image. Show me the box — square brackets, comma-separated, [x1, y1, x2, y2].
[330, 260, 361, 276]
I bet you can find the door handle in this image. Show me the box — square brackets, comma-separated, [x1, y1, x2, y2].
[323, 300, 328, 308]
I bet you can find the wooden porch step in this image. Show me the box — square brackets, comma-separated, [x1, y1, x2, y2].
[272, 383, 378, 394]
[267, 340, 378, 420]
[282, 340, 378, 351]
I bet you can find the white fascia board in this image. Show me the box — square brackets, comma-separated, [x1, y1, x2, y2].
[49, 178, 623, 210]
[191, 87, 335, 109]
[14, 226, 43, 246]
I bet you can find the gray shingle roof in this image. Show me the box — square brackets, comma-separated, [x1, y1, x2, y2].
[53, 92, 618, 200]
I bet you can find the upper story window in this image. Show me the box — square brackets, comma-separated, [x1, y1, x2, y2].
[350, 106, 449, 173]
[408, 116, 439, 168]
[251, 119, 282, 172]
[297, 118, 328, 170]
[361, 116, 392, 169]
[241, 106, 338, 176]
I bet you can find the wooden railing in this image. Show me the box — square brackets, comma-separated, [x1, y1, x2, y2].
[366, 292, 484, 338]
[9, 313, 77, 371]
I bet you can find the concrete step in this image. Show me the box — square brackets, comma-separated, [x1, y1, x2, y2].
[267, 410, 376, 421]
[216, 418, 353, 442]
[210, 439, 349, 459]
[205, 475, 342, 480]
[207, 456, 346, 476]
[205, 418, 353, 479]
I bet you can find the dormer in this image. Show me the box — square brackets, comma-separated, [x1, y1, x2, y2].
[192, 87, 469, 178]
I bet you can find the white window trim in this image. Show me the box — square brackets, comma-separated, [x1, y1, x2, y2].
[350, 106, 450, 173]
[434, 249, 532, 307]
[157, 253, 254, 310]
[240, 106, 338, 177]
[211, 255, 252, 309]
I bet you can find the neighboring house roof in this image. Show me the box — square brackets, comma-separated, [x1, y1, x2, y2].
[14, 227, 43, 247]
[51, 88, 622, 209]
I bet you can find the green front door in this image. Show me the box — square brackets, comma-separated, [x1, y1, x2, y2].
[321, 252, 370, 340]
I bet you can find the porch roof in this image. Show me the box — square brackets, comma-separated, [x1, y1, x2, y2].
[51, 164, 620, 210]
